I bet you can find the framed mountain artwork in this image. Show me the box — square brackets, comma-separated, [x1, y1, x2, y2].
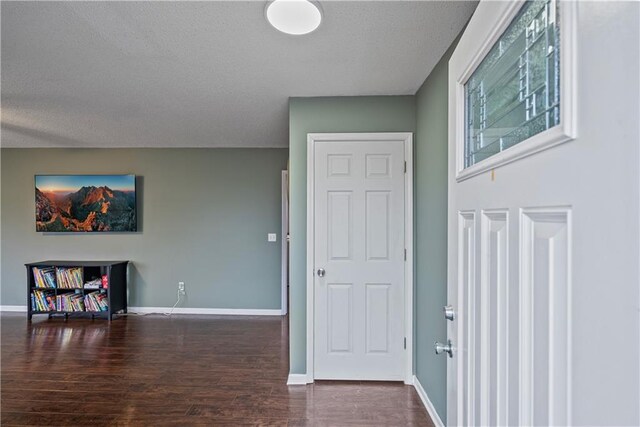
[35, 175, 137, 232]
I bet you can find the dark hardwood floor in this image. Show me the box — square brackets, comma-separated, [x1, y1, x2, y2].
[1, 313, 433, 426]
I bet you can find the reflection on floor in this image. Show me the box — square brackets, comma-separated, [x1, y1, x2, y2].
[1, 313, 433, 426]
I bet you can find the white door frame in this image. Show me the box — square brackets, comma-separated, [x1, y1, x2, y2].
[281, 170, 289, 315]
[305, 132, 414, 384]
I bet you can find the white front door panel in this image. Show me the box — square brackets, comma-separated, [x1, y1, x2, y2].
[446, 1, 640, 426]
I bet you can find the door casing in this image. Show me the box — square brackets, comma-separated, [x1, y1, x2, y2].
[281, 170, 289, 315]
[305, 132, 414, 384]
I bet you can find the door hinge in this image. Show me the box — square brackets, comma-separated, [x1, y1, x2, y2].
[404, 249, 407, 261]
[404, 337, 407, 349]
[404, 161, 407, 173]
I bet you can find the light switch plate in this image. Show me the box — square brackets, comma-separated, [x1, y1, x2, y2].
[268, 233, 277, 242]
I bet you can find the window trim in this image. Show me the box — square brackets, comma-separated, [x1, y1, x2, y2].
[453, 0, 577, 182]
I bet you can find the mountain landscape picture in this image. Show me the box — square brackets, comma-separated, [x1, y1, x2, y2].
[35, 175, 136, 232]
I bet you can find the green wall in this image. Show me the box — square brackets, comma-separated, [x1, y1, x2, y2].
[1, 148, 288, 310]
[414, 38, 459, 422]
[288, 96, 416, 375]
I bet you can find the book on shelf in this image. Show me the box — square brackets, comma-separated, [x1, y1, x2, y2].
[56, 267, 83, 289]
[32, 267, 57, 288]
[31, 290, 56, 312]
[83, 278, 102, 289]
[85, 291, 109, 312]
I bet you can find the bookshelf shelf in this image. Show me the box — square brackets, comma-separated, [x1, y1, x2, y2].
[31, 310, 109, 315]
[30, 287, 104, 292]
[25, 261, 129, 321]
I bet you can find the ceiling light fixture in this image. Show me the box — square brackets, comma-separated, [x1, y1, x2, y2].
[265, 0, 322, 36]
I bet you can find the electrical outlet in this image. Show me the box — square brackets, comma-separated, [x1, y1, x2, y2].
[178, 281, 185, 295]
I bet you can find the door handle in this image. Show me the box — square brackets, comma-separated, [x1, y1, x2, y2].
[435, 340, 454, 358]
[444, 305, 455, 321]
[317, 268, 325, 277]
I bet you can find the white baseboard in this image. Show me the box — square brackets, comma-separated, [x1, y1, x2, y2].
[128, 307, 282, 316]
[413, 375, 445, 427]
[287, 373, 312, 385]
[0, 305, 27, 312]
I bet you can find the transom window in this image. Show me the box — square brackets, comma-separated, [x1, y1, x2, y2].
[464, 0, 560, 168]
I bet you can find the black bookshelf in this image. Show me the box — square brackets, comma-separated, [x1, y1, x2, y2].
[25, 261, 128, 321]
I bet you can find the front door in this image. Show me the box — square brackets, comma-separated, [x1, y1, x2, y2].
[446, 1, 639, 426]
[312, 134, 408, 380]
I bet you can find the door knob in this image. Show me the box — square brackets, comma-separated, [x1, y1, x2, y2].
[444, 305, 455, 321]
[435, 340, 454, 358]
[317, 268, 325, 277]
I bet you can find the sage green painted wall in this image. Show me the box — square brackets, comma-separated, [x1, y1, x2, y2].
[288, 96, 416, 375]
[1, 148, 288, 310]
[414, 37, 459, 422]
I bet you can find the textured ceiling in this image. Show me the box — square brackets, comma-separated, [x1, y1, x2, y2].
[1, 1, 477, 148]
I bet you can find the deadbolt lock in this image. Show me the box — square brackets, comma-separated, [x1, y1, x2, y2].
[444, 305, 455, 321]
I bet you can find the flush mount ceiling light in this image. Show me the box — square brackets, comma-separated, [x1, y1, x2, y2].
[266, 0, 322, 35]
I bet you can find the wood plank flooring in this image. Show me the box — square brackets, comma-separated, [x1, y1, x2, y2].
[1, 313, 433, 426]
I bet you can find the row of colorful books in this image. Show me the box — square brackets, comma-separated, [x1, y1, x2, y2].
[56, 267, 84, 289]
[84, 291, 109, 312]
[31, 290, 109, 312]
[56, 293, 85, 312]
[31, 290, 55, 311]
[32, 266, 101, 289]
[32, 267, 57, 288]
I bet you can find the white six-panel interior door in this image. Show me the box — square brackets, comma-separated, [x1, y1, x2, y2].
[307, 132, 412, 382]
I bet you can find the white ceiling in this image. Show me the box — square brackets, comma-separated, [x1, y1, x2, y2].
[1, 1, 477, 148]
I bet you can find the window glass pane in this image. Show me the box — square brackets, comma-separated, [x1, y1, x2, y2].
[464, 0, 560, 168]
